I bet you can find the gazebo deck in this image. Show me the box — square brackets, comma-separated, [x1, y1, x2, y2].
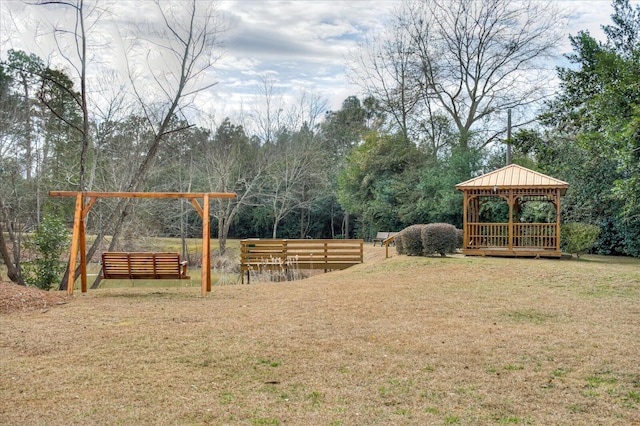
[461, 247, 563, 258]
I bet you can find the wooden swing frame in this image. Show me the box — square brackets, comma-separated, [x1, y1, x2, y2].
[49, 191, 236, 296]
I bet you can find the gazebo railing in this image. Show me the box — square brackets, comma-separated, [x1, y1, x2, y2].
[467, 223, 509, 248]
[467, 223, 557, 249]
[513, 223, 557, 248]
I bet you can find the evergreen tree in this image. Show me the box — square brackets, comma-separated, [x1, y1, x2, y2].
[536, 0, 640, 255]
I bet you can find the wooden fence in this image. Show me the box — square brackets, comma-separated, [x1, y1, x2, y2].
[240, 239, 363, 284]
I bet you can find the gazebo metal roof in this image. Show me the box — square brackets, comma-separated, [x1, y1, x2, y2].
[455, 164, 568, 195]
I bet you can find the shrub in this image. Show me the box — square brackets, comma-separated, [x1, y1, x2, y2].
[456, 228, 464, 248]
[421, 223, 458, 256]
[398, 224, 425, 256]
[395, 232, 405, 254]
[23, 215, 70, 290]
[562, 223, 600, 258]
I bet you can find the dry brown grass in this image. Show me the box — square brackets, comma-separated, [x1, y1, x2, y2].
[1, 247, 639, 425]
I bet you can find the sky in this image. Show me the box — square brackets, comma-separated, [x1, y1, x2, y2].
[0, 0, 634, 126]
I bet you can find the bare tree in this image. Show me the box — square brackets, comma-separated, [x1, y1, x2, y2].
[35, 0, 111, 192]
[32, 0, 225, 289]
[84, 0, 225, 289]
[351, 0, 566, 154]
[286, 90, 329, 134]
[348, 20, 421, 143]
[249, 74, 285, 144]
[87, 69, 135, 192]
[201, 118, 263, 253]
[264, 127, 328, 238]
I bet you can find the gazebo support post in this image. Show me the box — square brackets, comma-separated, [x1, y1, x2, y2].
[507, 188, 515, 251]
[556, 188, 562, 253]
[462, 192, 469, 249]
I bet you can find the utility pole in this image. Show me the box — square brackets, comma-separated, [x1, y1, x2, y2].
[506, 109, 512, 165]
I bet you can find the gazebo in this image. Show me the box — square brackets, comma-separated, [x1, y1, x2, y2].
[455, 164, 568, 258]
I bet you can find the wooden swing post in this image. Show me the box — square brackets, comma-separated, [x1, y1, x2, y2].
[49, 191, 237, 296]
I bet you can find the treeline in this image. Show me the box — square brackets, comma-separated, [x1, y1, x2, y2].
[1, 0, 638, 291]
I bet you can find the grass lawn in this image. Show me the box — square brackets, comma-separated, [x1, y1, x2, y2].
[1, 246, 639, 425]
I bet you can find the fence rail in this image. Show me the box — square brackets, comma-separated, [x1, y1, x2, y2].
[240, 239, 363, 283]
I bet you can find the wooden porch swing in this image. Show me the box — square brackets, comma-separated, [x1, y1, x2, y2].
[455, 164, 569, 258]
[49, 191, 236, 296]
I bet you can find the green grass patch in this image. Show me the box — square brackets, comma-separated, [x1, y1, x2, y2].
[501, 309, 558, 324]
[251, 418, 280, 425]
[503, 364, 525, 371]
[585, 375, 618, 388]
[497, 416, 522, 424]
[444, 414, 461, 424]
[552, 367, 570, 377]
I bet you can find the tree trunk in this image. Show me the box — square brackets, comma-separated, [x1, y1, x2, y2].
[344, 212, 350, 238]
[0, 198, 26, 285]
[0, 223, 25, 285]
[88, 200, 132, 289]
[217, 210, 226, 254]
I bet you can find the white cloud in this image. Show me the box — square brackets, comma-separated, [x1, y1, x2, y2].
[1, 0, 637, 125]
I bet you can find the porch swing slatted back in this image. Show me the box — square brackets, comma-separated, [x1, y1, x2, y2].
[101, 252, 189, 280]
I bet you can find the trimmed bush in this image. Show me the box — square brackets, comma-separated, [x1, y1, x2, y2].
[397, 224, 425, 256]
[421, 223, 458, 256]
[395, 232, 405, 254]
[562, 223, 600, 258]
[456, 228, 464, 249]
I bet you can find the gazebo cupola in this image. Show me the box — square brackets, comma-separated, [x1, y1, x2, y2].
[455, 164, 568, 258]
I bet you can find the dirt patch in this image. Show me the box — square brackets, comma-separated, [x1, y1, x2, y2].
[0, 281, 68, 315]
